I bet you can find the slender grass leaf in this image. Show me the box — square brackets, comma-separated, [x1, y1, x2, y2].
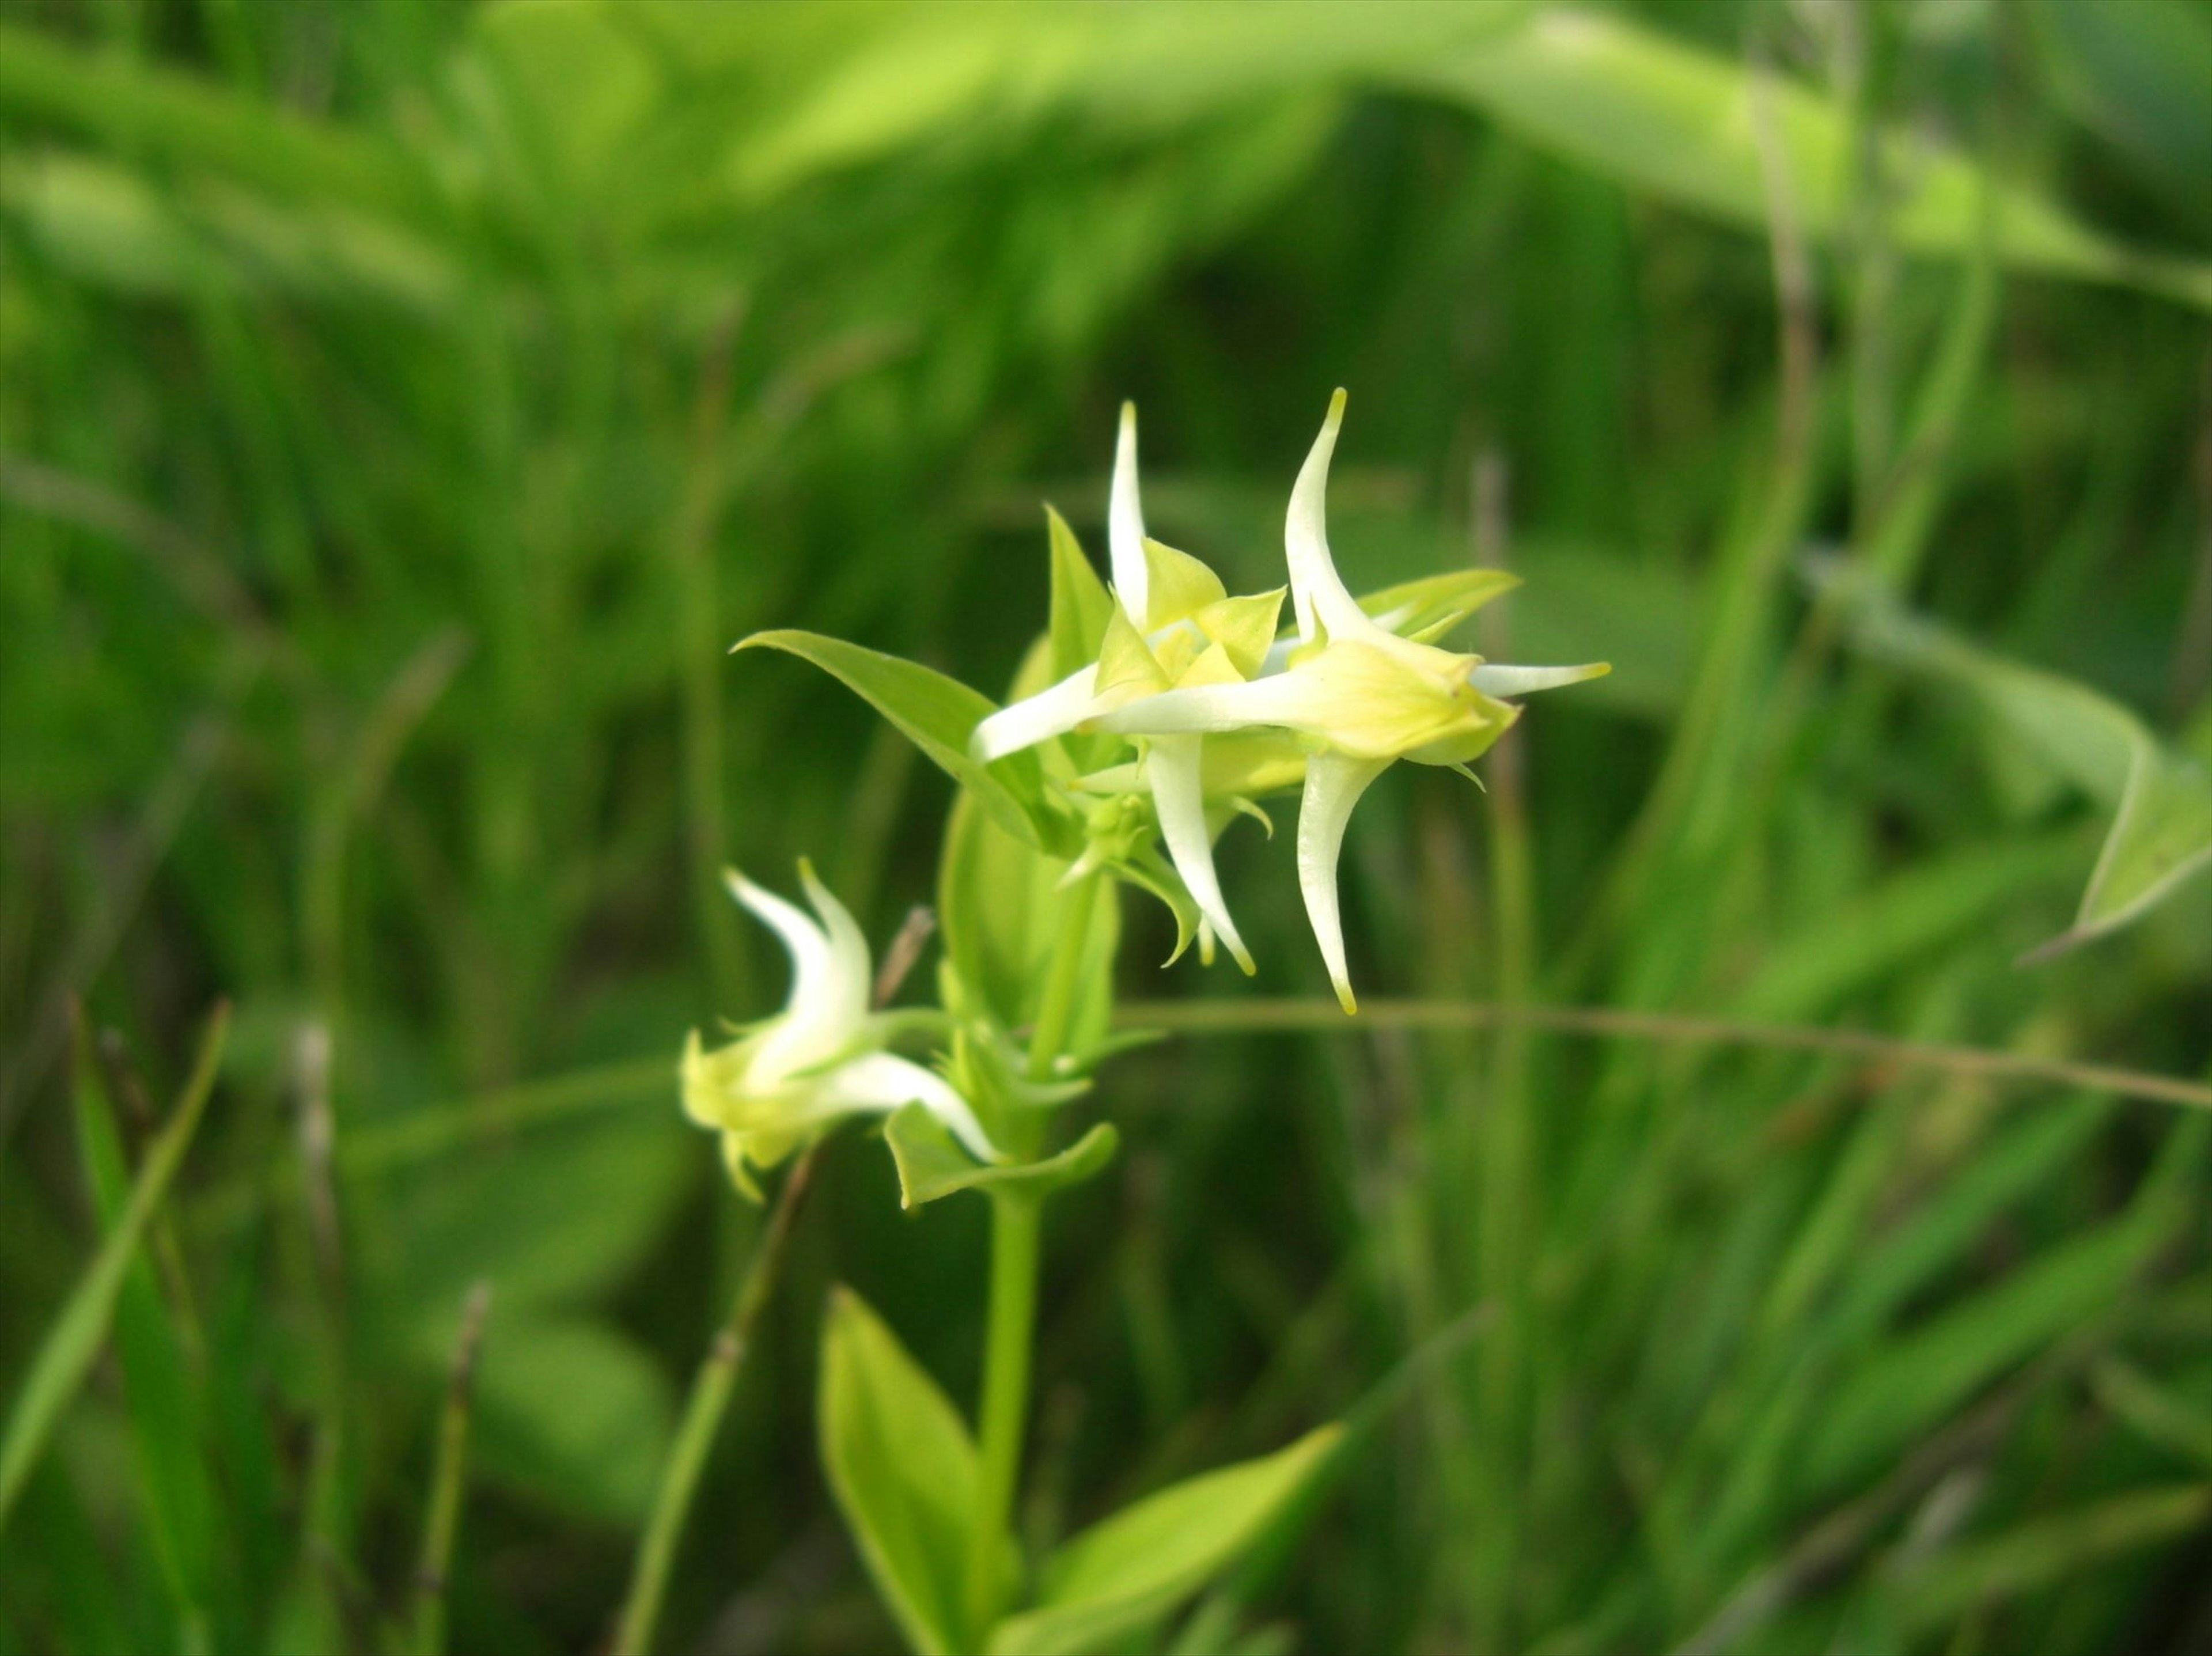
[985, 1426, 1342, 1656]
[0, 20, 431, 223]
[820, 1287, 996, 1656]
[0, 1005, 228, 1536]
[1892, 1484, 2212, 1630]
[1405, 9, 2212, 312]
[2091, 1358, 2212, 1475]
[1804, 1125, 2196, 1495]
[69, 1030, 219, 1649]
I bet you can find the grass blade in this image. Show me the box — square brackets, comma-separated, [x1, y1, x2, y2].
[0, 1003, 230, 1536]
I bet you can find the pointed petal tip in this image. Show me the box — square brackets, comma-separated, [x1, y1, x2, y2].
[1119, 399, 1137, 428]
[1327, 387, 1347, 419]
[1334, 979, 1358, 1015]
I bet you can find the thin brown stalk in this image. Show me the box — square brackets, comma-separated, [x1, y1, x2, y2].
[1115, 998, 2212, 1113]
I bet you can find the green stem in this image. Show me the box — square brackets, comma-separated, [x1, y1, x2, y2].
[612, 1146, 819, 1656]
[964, 871, 1101, 1639]
[965, 1191, 1042, 1638]
[412, 1283, 490, 1656]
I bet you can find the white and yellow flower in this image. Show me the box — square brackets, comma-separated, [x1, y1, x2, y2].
[681, 862, 996, 1196]
[1094, 392, 1608, 1010]
[973, 404, 1280, 972]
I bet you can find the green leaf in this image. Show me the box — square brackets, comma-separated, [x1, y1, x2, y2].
[1406, 8, 2212, 313]
[69, 1030, 222, 1648]
[1892, 1484, 2212, 1631]
[885, 1105, 1118, 1211]
[1836, 583, 2212, 953]
[938, 790, 1119, 1042]
[467, 1316, 673, 1525]
[1357, 567, 1520, 644]
[820, 1287, 1000, 1656]
[986, 1425, 1343, 1656]
[370, 1104, 694, 1318]
[0, 20, 431, 224]
[0, 1006, 229, 1537]
[739, 630, 1062, 852]
[2030, 0, 2212, 203]
[1047, 506, 1115, 683]
[1802, 1167, 2187, 1495]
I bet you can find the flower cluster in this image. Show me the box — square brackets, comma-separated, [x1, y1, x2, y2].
[975, 391, 1606, 1010]
[690, 391, 1607, 1195]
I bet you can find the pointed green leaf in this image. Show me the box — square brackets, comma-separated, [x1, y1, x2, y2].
[985, 1425, 1342, 1656]
[1357, 568, 1520, 643]
[739, 630, 1063, 852]
[820, 1288, 1002, 1656]
[1047, 506, 1115, 682]
[0, 1006, 229, 1537]
[70, 1030, 221, 1645]
[1836, 584, 2212, 952]
[885, 1105, 1117, 1210]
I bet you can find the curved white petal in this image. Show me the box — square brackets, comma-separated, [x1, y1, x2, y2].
[1091, 671, 1336, 737]
[798, 859, 873, 1025]
[818, 1052, 1003, 1163]
[1296, 751, 1391, 1014]
[1468, 661, 1611, 697]
[1111, 401, 1149, 629]
[972, 664, 1103, 760]
[725, 867, 832, 1013]
[1147, 734, 1255, 975]
[1286, 389, 1379, 647]
[727, 865, 863, 1081]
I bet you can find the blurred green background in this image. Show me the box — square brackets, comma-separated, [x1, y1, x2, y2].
[4, 1, 2212, 1651]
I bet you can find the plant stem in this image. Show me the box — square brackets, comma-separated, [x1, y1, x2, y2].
[612, 1147, 819, 1656]
[964, 871, 1100, 1639]
[412, 1282, 490, 1656]
[965, 1190, 1042, 1638]
[1024, 875, 1101, 1092]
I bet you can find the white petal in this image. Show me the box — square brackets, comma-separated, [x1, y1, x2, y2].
[1091, 672, 1335, 737]
[1468, 661, 1611, 697]
[1296, 751, 1390, 1014]
[1147, 734, 1255, 974]
[1111, 401, 1149, 630]
[972, 664, 1104, 760]
[725, 867, 833, 1015]
[817, 1052, 1003, 1163]
[726, 865, 862, 1079]
[1285, 389, 1379, 647]
[799, 860, 873, 1025]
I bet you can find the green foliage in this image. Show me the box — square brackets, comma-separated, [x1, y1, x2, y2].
[1842, 579, 2212, 950]
[0, 1008, 228, 1536]
[4, 0, 2211, 1651]
[740, 630, 1067, 854]
[885, 1104, 1118, 1212]
[986, 1427, 1342, 1656]
[819, 1287, 999, 1656]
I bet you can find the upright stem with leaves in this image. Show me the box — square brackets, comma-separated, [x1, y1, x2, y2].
[963, 870, 1099, 1636]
